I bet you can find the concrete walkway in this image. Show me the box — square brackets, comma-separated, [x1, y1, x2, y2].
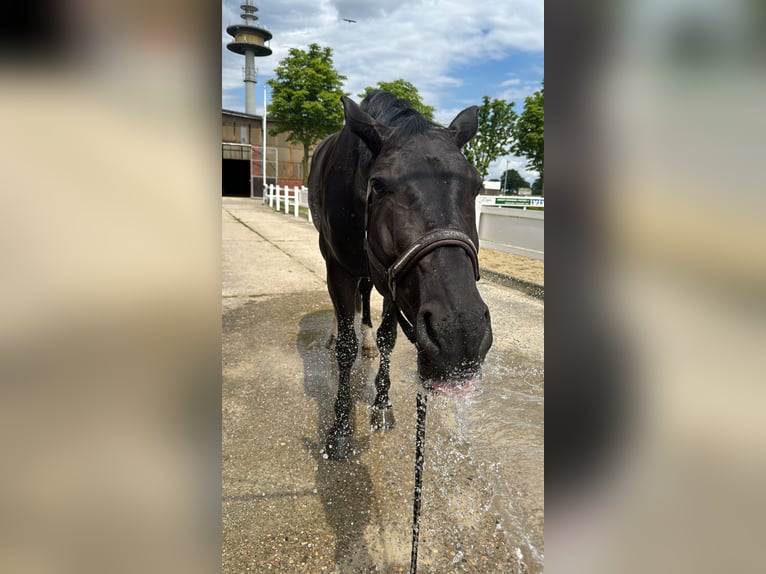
[222, 197, 325, 305]
[222, 197, 544, 573]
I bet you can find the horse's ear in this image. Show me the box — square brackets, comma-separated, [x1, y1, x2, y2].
[341, 96, 388, 155]
[448, 105, 479, 149]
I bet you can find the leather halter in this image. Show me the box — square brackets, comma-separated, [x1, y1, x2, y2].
[364, 188, 481, 341]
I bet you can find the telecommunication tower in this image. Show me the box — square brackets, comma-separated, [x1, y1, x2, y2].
[226, 1, 272, 114]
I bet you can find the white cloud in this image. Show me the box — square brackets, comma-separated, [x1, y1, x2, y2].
[222, 0, 543, 113]
[499, 80, 541, 106]
[486, 155, 539, 186]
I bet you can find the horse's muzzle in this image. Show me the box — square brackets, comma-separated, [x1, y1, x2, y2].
[421, 376, 481, 396]
[415, 304, 492, 387]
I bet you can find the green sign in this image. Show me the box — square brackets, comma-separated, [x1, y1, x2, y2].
[492, 197, 544, 207]
[494, 197, 530, 206]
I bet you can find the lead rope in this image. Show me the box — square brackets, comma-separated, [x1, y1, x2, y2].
[410, 391, 428, 573]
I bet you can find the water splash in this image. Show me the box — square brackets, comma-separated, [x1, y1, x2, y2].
[397, 353, 544, 573]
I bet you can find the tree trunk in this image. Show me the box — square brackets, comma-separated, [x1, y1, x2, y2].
[302, 143, 310, 186]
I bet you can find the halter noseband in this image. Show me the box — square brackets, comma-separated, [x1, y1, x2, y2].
[366, 227, 480, 301]
[364, 189, 481, 341]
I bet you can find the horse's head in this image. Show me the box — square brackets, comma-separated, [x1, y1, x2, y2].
[342, 95, 493, 392]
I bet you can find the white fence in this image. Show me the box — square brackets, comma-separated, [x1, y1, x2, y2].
[261, 185, 543, 259]
[477, 205, 544, 260]
[475, 196, 544, 260]
[263, 184, 312, 224]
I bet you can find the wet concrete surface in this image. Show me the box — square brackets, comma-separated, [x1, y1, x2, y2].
[222, 198, 543, 573]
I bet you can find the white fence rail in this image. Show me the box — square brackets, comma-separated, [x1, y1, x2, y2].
[261, 185, 543, 259]
[263, 184, 312, 224]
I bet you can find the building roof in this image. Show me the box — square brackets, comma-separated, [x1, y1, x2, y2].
[222, 109, 263, 121]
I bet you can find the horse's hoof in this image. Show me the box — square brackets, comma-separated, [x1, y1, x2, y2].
[324, 434, 351, 459]
[362, 345, 379, 359]
[370, 406, 396, 431]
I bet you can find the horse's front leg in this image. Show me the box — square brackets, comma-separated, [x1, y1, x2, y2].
[325, 263, 360, 459]
[359, 277, 378, 359]
[370, 297, 397, 430]
[325, 278, 377, 357]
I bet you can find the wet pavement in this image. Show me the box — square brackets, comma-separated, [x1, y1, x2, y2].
[222, 197, 544, 573]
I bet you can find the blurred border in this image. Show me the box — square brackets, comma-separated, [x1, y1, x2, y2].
[1, 2, 223, 573]
[546, 0, 766, 572]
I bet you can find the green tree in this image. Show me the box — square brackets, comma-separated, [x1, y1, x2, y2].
[357, 79, 435, 121]
[267, 43, 347, 184]
[512, 83, 544, 192]
[462, 96, 517, 179]
[500, 168, 530, 194]
[531, 176, 543, 194]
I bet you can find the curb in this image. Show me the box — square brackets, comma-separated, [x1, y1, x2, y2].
[479, 268, 544, 301]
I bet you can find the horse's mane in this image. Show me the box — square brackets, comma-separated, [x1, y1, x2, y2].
[360, 90, 438, 136]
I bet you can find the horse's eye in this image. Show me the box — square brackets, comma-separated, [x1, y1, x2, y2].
[370, 179, 386, 194]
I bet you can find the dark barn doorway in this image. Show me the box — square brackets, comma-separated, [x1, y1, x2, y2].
[222, 158, 251, 197]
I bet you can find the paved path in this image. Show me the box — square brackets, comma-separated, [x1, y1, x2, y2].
[222, 197, 544, 573]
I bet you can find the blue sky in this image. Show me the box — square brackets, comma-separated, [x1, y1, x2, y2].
[222, 0, 543, 182]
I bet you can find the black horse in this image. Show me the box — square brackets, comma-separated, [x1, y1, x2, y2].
[308, 91, 493, 458]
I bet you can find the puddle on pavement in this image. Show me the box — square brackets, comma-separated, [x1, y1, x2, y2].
[295, 307, 544, 573]
[224, 295, 543, 573]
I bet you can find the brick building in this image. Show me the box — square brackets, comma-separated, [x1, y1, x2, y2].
[222, 109, 315, 197]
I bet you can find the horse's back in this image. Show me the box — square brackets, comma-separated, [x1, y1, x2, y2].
[307, 128, 368, 276]
[307, 133, 338, 233]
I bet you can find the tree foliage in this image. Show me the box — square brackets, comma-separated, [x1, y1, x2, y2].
[500, 169, 530, 193]
[531, 176, 543, 194]
[267, 43, 347, 183]
[357, 79, 435, 121]
[511, 83, 544, 189]
[462, 96, 517, 179]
